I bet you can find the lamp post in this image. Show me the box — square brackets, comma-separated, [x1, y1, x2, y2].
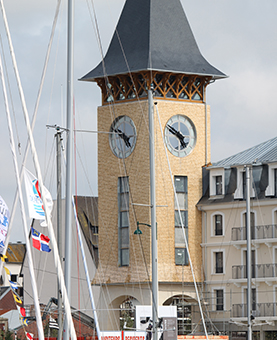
[134, 221, 151, 235]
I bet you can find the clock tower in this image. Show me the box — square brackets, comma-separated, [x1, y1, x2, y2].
[82, 0, 225, 332]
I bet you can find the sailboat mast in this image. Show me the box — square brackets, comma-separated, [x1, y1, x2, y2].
[245, 166, 252, 340]
[64, 0, 74, 338]
[148, 89, 158, 340]
[56, 129, 63, 340]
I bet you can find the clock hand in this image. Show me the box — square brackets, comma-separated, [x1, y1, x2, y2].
[166, 124, 188, 149]
[112, 128, 131, 148]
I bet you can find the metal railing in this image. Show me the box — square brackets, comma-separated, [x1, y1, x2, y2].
[232, 263, 277, 279]
[232, 224, 277, 241]
[232, 302, 277, 318]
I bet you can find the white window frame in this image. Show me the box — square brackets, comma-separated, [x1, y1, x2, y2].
[265, 163, 277, 196]
[234, 166, 255, 199]
[209, 168, 224, 197]
[211, 249, 225, 275]
[212, 286, 225, 311]
[211, 212, 225, 237]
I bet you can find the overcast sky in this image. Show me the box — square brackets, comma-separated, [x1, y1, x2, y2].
[0, 0, 277, 242]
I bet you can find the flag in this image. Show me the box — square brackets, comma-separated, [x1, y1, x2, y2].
[23, 168, 53, 226]
[49, 316, 59, 330]
[0, 254, 8, 262]
[4, 266, 10, 276]
[26, 333, 33, 340]
[0, 196, 9, 254]
[22, 317, 29, 326]
[12, 292, 22, 304]
[31, 227, 51, 252]
[9, 280, 18, 290]
[17, 306, 26, 317]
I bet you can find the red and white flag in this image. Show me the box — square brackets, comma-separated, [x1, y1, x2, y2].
[23, 168, 53, 226]
[17, 305, 26, 317]
[26, 333, 33, 340]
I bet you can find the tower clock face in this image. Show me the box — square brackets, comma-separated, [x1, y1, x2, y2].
[109, 115, 137, 159]
[164, 114, 196, 157]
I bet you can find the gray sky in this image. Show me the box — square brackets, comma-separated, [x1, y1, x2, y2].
[0, 0, 276, 242]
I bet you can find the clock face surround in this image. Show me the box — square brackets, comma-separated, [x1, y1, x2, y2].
[109, 115, 137, 159]
[164, 114, 196, 157]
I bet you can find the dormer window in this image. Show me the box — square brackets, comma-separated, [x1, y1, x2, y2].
[265, 163, 277, 197]
[234, 167, 255, 199]
[215, 176, 222, 195]
[209, 168, 224, 197]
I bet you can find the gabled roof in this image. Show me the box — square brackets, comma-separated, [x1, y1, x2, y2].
[81, 0, 226, 81]
[0, 288, 17, 315]
[210, 136, 277, 169]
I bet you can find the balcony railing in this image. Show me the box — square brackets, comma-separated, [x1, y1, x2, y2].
[232, 263, 277, 279]
[232, 224, 277, 241]
[232, 303, 277, 318]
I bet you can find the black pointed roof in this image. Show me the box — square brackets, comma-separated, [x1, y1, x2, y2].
[81, 0, 226, 81]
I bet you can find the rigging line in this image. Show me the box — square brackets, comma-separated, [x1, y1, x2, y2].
[43, 136, 56, 188]
[101, 100, 150, 299]
[74, 129, 116, 134]
[153, 106, 174, 281]
[89, 0, 149, 190]
[212, 191, 241, 290]
[205, 168, 246, 289]
[75, 144, 134, 311]
[36, 142, 56, 299]
[0, 0, 62, 274]
[90, 0, 150, 140]
[155, 104, 209, 340]
[0, 33, 21, 152]
[44, 28, 63, 178]
[62, 147, 118, 330]
[1, 0, 77, 335]
[73, 100, 82, 336]
[72, 198, 101, 339]
[90, 0, 158, 309]
[252, 176, 272, 269]
[0, 33, 45, 340]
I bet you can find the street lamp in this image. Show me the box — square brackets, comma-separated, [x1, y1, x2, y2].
[134, 221, 151, 235]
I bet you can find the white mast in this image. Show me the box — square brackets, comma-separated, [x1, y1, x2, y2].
[64, 0, 74, 338]
[245, 166, 252, 340]
[0, 0, 77, 337]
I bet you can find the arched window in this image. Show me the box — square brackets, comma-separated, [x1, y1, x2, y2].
[211, 212, 224, 236]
